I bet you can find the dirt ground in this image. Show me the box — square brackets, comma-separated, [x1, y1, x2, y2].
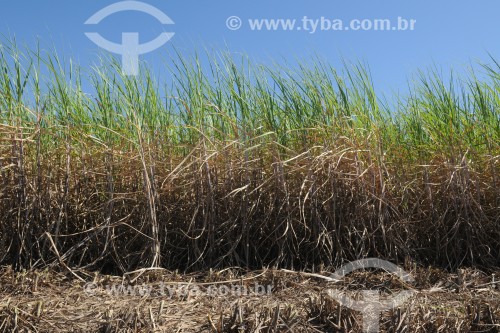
[0, 265, 498, 332]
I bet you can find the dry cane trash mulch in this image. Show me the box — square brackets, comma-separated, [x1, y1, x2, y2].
[0, 265, 498, 332]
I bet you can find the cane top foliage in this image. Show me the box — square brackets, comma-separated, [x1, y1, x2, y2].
[1, 39, 498, 156]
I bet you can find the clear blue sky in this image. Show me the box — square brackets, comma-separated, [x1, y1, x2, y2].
[1, 0, 499, 97]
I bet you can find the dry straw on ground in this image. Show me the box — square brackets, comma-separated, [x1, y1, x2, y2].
[0, 266, 498, 332]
